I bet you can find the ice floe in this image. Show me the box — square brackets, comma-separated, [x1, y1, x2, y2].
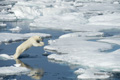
[0, 59, 44, 80]
[0, 13, 16, 21]
[44, 32, 120, 79]
[88, 13, 120, 26]
[0, 33, 51, 43]
[11, 1, 44, 19]
[0, 0, 17, 6]
[29, 13, 88, 31]
[0, 0, 17, 22]
[0, 53, 39, 60]
[0, 54, 13, 60]
[0, 22, 6, 27]
[98, 37, 120, 45]
[76, 68, 111, 79]
[9, 26, 22, 33]
[0, 65, 30, 76]
[11, 0, 120, 32]
[59, 32, 104, 38]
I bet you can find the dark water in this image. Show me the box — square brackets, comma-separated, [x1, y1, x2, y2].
[0, 20, 77, 80]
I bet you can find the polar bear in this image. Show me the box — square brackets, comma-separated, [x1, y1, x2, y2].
[14, 36, 44, 59]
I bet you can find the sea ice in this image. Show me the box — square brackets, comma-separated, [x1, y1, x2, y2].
[0, 59, 43, 80]
[11, 1, 44, 19]
[0, 13, 16, 21]
[0, 64, 30, 76]
[88, 13, 120, 26]
[0, 33, 51, 43]
[0, 54, 13, 60]
[0, 22, 6, 27]
[77, 68, 110, 79]
[44, 32, 120, 79]
[29, 13, 88, 31]
[9, 26, 22, 33]
[59, 32, 103, 39]
[0, 0, 17, 6]
[98, 37, 120, 45]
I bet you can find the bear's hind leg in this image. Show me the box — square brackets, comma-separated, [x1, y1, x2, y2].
[14, 48, 24, 59]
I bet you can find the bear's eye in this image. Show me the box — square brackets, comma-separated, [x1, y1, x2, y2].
[36, 40, 40, 43]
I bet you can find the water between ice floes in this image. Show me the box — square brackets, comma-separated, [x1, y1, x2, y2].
[0, 20, 77, 80]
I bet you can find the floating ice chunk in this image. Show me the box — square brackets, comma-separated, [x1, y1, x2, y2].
[98, 38, 120, 45]
[89, 13, 119, 22]
[0, 0, 17, 6]
[76, 1, 118, 12]
[11, 1, 44, 19]
[0, 65, 30, 76]
[74, 1, 84, 7]
[88, 13, 120, 26]
[74, 68, 85, 74]
[112, 69, 120, 72]
[0, 53, 39, 60]
[77, 68, 110, 79]
[14, 64, 21, 67]
[45, 37, 112, 54]
[59, 32, 103, 38]
[42, 7, 76, 16]
[0, 14, 16, 21]
[45, 32, 120, 78]
[0, 22, 6, 27]
[0, 54, 13, 60]
[12, 5, 42, 19]
[9, 26, 22, 33]
[113, 1, 120, 4]
[0, 32, 51, 43]
[30, 13, 88, 30]
[48, 40, 56, 44]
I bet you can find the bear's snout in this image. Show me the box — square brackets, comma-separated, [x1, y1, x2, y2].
[40, 42, 44, 46]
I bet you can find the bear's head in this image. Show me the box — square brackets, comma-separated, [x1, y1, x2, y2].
[30, 36, 44, 47]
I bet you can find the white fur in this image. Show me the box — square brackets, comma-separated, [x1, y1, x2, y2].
[14, 36, 44, 59]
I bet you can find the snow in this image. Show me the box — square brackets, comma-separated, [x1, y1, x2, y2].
[0, 33, 51, 43]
